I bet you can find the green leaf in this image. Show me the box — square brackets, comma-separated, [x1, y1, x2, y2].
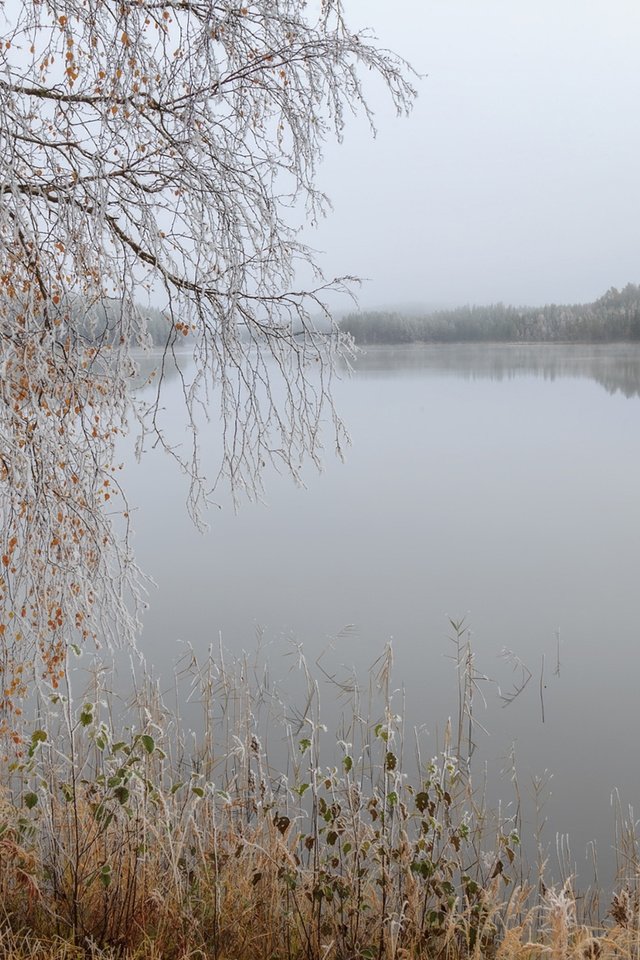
[140, 734, 155, 755]
[374, 723, 389, 742]
[191, 786, 205, 798]
[27, 729, 48, 758]
[60, 783, 74, 802]
[24, 792, 38, 810]
[411, 859, 435, 879]
[343, 755, 353, 773]
[114, 786, 130, 805]
[464, 878, 480, 896]
[295, 782, 310, 797]
[100, 864, 112, 888]
[299, 738, 311, 753]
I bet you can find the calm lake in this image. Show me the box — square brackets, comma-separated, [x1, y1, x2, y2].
[120, 342, 640, 887]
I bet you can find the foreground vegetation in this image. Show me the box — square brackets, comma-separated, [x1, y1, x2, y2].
[341, 284, 640, 344]
[1, 634, 640, 960]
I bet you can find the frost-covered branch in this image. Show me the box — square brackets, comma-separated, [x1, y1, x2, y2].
[0, 0, 416, 715]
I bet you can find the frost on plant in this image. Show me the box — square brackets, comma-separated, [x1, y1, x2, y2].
[0, 0, 415, 713]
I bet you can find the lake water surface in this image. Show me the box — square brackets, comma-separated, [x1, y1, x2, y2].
[121, 343, 640, 887]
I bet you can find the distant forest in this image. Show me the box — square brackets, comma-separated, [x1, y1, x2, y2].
[340, 283, 640, 344]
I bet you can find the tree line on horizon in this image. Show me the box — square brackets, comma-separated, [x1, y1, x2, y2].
[340, 283, 640, 344]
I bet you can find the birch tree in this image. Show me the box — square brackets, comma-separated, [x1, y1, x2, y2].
[0, 0, 415, 716]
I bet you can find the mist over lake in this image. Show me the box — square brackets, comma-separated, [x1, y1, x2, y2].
[115, 342, 640, 887]
[8, 0, 640, 948]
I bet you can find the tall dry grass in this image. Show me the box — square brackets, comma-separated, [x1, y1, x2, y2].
[0, 632, 639, 959]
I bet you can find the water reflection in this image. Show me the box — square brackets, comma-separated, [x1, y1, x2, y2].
[348, 342, 640, 398]
[116, 342, 640, 891]
[131, 341, 640, 400]
[131, 346, 186, 387]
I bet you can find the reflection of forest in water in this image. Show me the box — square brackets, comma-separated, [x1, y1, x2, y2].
[348, 343, 640, 399]
[131, 343, 640, 400]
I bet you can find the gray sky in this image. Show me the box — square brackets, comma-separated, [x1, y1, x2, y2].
[310, 0, 640, 309]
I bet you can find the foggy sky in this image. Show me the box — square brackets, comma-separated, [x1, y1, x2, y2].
[309, 0, 640, 310]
